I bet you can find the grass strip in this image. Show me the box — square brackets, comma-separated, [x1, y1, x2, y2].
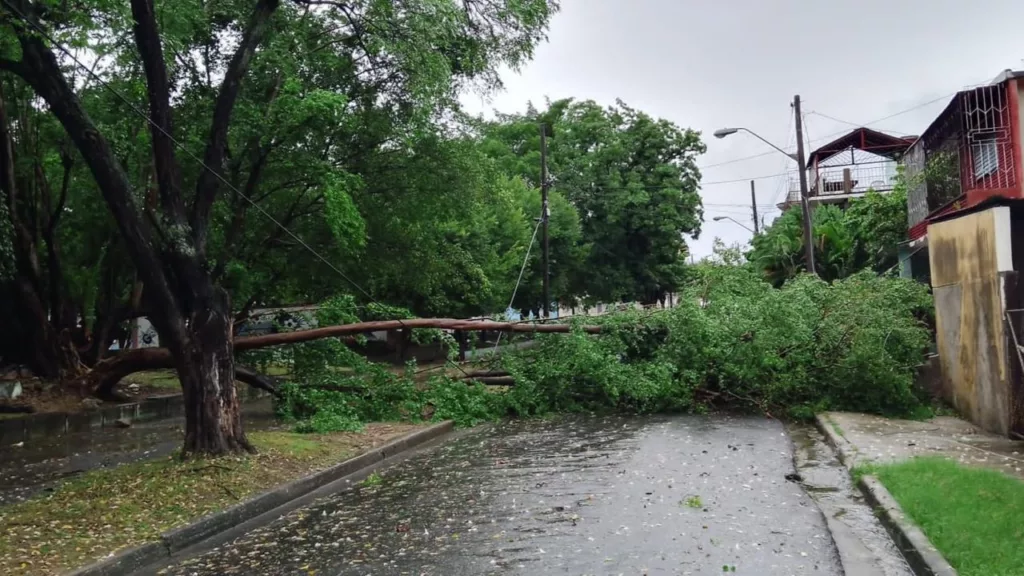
[0, 423, 421, 575]
[868, 457, 1024, 576]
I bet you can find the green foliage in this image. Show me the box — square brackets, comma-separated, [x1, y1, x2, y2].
[504, 266, 931, 419]
[748, 184, 909, 286]
[477, 98, 704, 306]
[274, 269, 932, 432]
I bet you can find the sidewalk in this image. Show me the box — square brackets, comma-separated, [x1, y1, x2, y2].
[819, 411, 1024, 478]
[818, 411, 1024, 576]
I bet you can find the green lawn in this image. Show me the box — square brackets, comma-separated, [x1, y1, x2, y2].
[869, 457, 1024, 576]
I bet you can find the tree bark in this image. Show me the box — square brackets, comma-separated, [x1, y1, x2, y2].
[176, 295, 252, 456]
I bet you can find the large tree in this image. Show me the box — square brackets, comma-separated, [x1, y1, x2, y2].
[0, 0, 556, 455]
[478, 98, 705, 306]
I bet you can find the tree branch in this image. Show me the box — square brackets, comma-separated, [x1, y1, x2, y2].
[233, 319, 601, 351]
[10, 13, 189, 353]
[191, 0, 281, 253]
[129, 0, 187, 222]
[0, 57, 25, 76]
[234, 364, 282, 398]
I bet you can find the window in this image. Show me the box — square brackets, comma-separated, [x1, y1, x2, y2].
[973, 138, 999, 180]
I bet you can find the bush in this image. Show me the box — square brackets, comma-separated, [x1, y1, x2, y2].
[498, 266, 932, 419]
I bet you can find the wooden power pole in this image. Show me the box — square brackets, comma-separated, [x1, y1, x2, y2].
[539, 123, 551, 318]
[750, 180, 759, 235]
[792, 95, 817, 276]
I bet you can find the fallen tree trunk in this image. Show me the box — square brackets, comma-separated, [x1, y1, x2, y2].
[466, 376, 516, 386]
[89, 349, 282, 400]
[84, 318, 596, 397]
[233, 365, 283, 399]
[458, 369, 510, 379]
[233, 318, 601, 351]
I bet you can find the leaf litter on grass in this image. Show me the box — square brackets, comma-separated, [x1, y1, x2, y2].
[0, 423, 421, 576]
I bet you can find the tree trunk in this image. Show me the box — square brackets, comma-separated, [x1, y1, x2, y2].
[176, 290, 252, 456]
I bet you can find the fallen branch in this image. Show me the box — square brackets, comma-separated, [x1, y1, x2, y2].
[233, 318, 602, 351]
[466, 376, 515, 386]
[81, 317, 599, 396]
[234, 364, 282, 398]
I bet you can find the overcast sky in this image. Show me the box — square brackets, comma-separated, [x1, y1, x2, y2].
[460, 0, 1024, 258]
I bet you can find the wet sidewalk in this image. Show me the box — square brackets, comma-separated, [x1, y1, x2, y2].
[155, 415, 843, 576]
[0, 399, 279, 505]
[819, 411, 1024, 479]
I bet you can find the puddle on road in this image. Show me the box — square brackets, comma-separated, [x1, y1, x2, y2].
[788, 424, 913, 576]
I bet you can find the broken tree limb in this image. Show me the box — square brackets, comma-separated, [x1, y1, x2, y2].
[83, 317, 598, 396]
[232, 318, 601, 351]
[88, 349, 282, 399]
[465, 376, 516, 386]
[234, 364, 283, 398]
[457, 369, 510, 379]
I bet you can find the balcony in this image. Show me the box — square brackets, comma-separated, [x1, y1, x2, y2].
[778, 128, 914, 210]
[906, 81, 1021, 240]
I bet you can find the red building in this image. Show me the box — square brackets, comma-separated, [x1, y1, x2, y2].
[901, 70, 1024, 277]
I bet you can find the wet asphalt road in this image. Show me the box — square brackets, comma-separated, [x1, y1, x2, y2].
[158, 415, 843, 575]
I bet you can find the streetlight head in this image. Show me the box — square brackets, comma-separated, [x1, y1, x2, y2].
[713, 128, 740, 139]
[712, 216, 727, 222]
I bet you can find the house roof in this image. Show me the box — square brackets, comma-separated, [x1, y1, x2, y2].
[805, 127, 915, 167]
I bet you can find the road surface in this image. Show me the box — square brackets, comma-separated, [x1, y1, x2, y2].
[157, 415, 845, 575]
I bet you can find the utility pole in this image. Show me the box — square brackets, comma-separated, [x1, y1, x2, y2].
[750, 180, 759, 235]
[539, 123, 551, 318]
[792, 95, 817, 276]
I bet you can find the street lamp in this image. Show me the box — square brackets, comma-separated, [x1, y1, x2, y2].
[713, 127, 797, 161]
[713, 105, 816, 276]
[712, 216, 754, 234]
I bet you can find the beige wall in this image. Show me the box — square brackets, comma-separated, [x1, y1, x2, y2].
[929, 206, 1013, 435]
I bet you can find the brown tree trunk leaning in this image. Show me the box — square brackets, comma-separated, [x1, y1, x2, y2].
[83, 317, 599, 399]
[234, 318, 601, 351]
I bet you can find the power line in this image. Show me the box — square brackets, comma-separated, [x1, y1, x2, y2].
[807, 111, 914, 136]
[491, 215, 544, 352]
[772, 107, 796, 207]
[563, 172, 790, 195]
[702, 90, 961, 172]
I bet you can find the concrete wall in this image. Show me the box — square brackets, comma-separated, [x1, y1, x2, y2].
[929, 206, 1014, 435]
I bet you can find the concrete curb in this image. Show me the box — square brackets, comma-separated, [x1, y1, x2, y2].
[815, 414, 957, 576]
[813, 413, 856, 467]
[67, 421, 454, 576]
[857, 476, 957, 576]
